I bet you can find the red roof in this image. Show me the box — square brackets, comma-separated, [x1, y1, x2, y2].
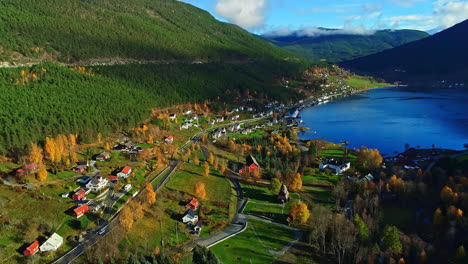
[72, 189, 86, 200]
[108, 176, 118, 180]
[121, 166, 132, 174]
[167, 135, 174, 140]
[24, 240, 39, 256]
[24, 163, 38, 170]
[186, 198, 199, 210]
[73, 204, 89, 217]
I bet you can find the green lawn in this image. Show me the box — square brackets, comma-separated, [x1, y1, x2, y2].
[0, 186, 75, 263]
[301, 186, 333, 206]
[345, 75, 390, 90]
[211, 219, 295, 264]
[320, 149, 356, 161]
[303, 169, 340, 186]
[241, 182, 300, 222]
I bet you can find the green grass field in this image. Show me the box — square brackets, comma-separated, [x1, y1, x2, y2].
[211, 219, 295, 264]
[301, 186, 333, 206]
[303, 169, 340, 186]
[345, 75, 390, 90]
[320, 149, 356, 161]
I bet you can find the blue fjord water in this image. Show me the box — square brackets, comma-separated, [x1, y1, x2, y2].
[299, 86, 468, 155]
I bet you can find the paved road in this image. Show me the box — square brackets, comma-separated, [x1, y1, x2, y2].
[53, 161, 180, 264]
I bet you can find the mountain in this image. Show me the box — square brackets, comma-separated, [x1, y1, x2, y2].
[0, 0, 317, 153]
[262, 29, 429, 62]
[340, 20, 468, 84]
[0, 0, 294, 63]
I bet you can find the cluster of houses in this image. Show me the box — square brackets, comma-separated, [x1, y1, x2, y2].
[113, 142, 142, 153]
[181, 198, 203, 234]
[23, 233, 63, 256]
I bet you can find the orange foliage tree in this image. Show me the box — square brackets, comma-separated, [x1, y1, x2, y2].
[289, 202, 310, 224]
[29, 142, 43, 164]
[195, 182, 206, 199]
[203, 162, 210, 176]
[143, 182, 157, 205]
[36, 163, 48, 181]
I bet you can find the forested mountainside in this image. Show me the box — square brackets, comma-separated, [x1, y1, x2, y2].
[341, 20, 468, 84]
[0, 0, 292, 63]
[263, 29, 429, 62]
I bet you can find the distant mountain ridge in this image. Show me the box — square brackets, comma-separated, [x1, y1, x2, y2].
[261, 29, 429, 62]
[340, 19, 468, 84]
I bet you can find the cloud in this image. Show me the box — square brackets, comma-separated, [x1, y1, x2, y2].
[295, 7, 351, 14]
[214, 0, 267, 29]
[433, 0, 468, 28]
[263, 24, 376, 37]
[389, 0, 426, 8]
[383, 0, 468, 30]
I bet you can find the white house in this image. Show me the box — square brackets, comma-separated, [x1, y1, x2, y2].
[183, 109, 192, 115]
[86, 176, 109, 192]
[117, 166, 132, 178]
[39, 233, 63, 252]
[319, 159, 351, 175]
[169, 114, 177, 121]
[182, 210, 198, 225]
[216, 116, 224, 122]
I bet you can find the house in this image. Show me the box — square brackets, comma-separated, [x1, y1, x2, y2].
[239, 155, 260, 174]
[72, 189, 86, 200]
[77, 160, 90, 167]
[182, 210, 198, 225]
[124, 184, 132, 191]
[72, 204, 89, 218]
[86, 176, 109, 192]
[39, 233, 63, 252]
[16, 163, 38, 175]
[61, 192, 69, 198]
[184, 109, 192, 115]
[23, 240, 40, 256]
[77, 176, 91, 184]
[208, 120, 215, 126]
[186, 198, 199, 210]
[216, 116, 224, 122]
[117, 166, 132, 178]
[72, 165, 87, 173]
[96, 152, 110, 161]
[319, 159, 351, 175]
[169, 114, 177, 121]
[165, 135, 174, 143]
[194, 222, 203, 234]
[278, 185, 290, 204]
[359, 174, 374, 183]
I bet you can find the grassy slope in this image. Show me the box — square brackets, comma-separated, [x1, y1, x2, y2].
[211, 219, 295, 264]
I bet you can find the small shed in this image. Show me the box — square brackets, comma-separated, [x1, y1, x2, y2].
[72, 204, 89, 218]
[72, 189, 86, 200]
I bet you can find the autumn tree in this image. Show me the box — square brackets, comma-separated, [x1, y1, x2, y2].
[330, 215, 356, 264]
[203, 162, 210, 176]
[228, 139, 236, 152]
[433, 208, 444, 226]
[44, 137, 57, 162]
[143, 182, 156, 205]
[357, 148, 383, 170]
[36, 163, 48, 181]
[289, 202, 310, 224]
[289, 173, 303, 191]
[308, 205, 332, 255]
[193, 155, 200, 166]
[119, 205, 135, 231]
[195, 182, 206, 199]
[207, 152, 215, 165]
[440, 185, 454, 204]
[29, 142, 43, 164]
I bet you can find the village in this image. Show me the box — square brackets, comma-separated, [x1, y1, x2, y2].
[1, 75, 466, 264]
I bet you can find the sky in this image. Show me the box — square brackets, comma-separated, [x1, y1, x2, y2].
[180, 0, 468, 36]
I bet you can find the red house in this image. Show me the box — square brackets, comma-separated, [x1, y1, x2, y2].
[23, 240, 40, 256]
[72, 189, 86, 200]
[72, 204, 89, 218]
[239, 155, 260, 174]
[186, 198, 199, 210]
[165, 135, 174, 143]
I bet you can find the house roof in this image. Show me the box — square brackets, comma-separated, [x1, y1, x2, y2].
[167, 135, 174, 140]
[25, 240, 39, 252]
[74, 189, 86, 196]
[185, 209, 195, 218]
[121, 166, 132, 174]
[42, 233, 63, 248]
[24, 163, 38, 170]
[246, 155, 259, 167]
[73, 204, 88, 214]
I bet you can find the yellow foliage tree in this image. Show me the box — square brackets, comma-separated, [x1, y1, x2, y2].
[119, 205, 135, 231]
[36, 163, 48, 181]
[207, 152, 214, 165]
[289, 173, 303, 191]
[440, 186, 454, 203]
[143, 182, 157, 205]
[357, 148, 383, 170]
[289, 202, 310, 224]
[44, 137, 57, 162]
[29, 142, 43, 164]
[195, 182, 206, 199]
[203, 162, 210, 176]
